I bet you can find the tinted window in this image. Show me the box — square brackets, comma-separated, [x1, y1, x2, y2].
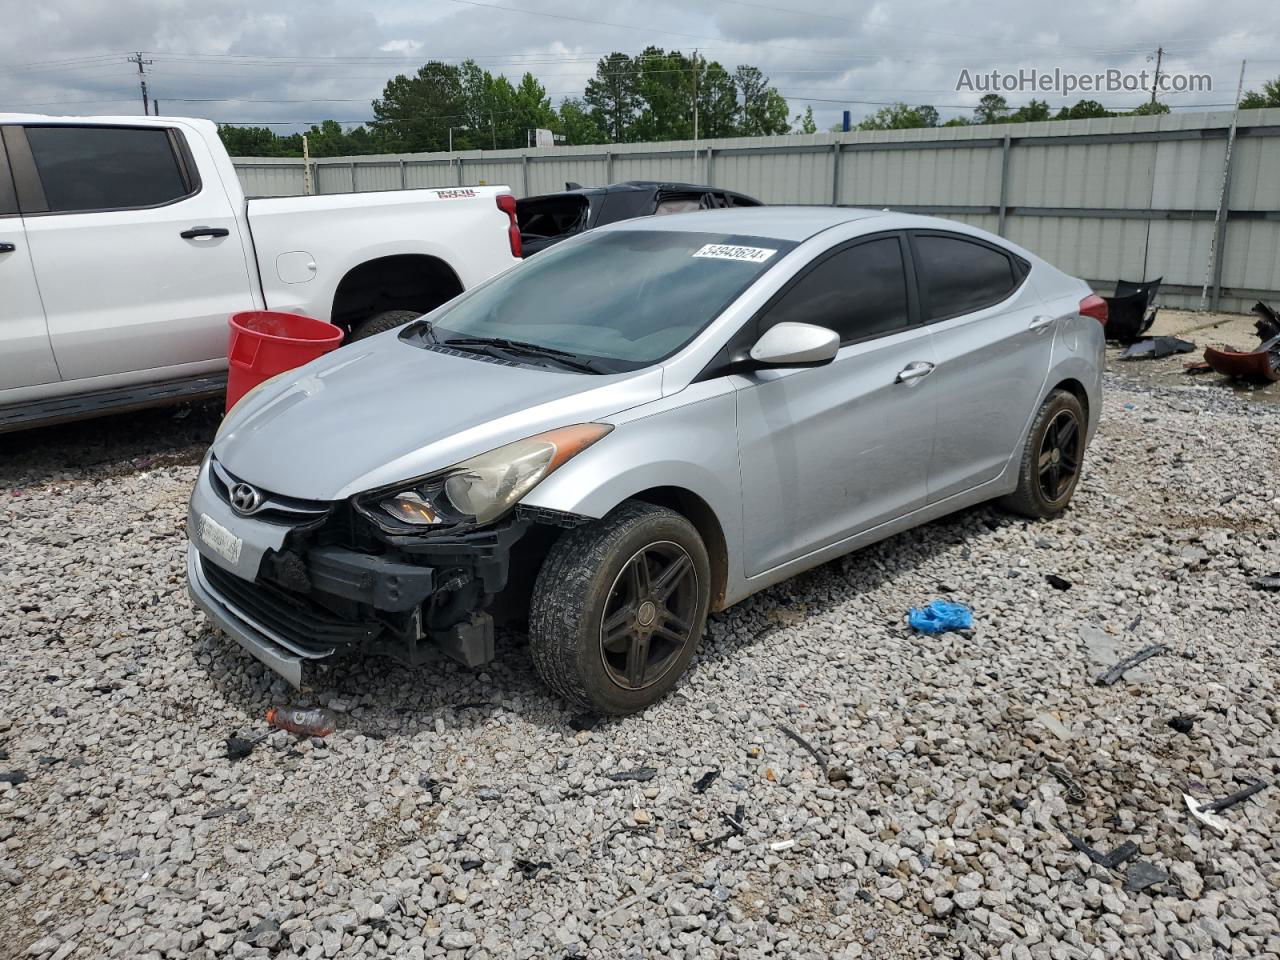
[762, 237, 911, 343]
[914, 234, 1017, 320]
[25, 126, 189, 213]
[427, 230, 796, 370]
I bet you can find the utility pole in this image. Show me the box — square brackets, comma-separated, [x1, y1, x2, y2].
[692, 49, 699, 143]
[127, 51, 153, 115]
[1149, 46, 1164, 107]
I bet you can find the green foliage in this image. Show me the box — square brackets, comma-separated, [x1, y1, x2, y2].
[1009, 99, 1051, 122]
[736, 65, 791, 136]
[556, 97, 605, 145]
[1239, 77, 1280, 109]
[1129, 100, 1170, 116]
[794, 105, 817, 134]
[1054, 99, 1113, 120]
[584, 52, 641, 142]
[859, 103, 939, 130]
[974, 94, 1010, 124]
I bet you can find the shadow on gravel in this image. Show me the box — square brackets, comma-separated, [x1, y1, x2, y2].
[0, 400, 222, 487]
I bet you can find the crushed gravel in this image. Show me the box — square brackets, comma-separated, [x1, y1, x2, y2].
[1, 374, 1278, 960]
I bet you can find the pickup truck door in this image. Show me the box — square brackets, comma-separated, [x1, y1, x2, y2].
[0, 131, 60, 390]
[3, 123, 256, 382]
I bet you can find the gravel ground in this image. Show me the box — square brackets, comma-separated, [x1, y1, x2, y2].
[2, 370, 1278, 960]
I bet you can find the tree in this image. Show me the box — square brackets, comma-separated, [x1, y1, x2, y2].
[973, 94, 1010, 124]
[858, 103, 938, 130]
[793, 105, 817, 134]
[557, 97, 605, 145]
[736, 65, 791, 136]
[942, 116, 972, 127]
[696, 59, 741, 138]
[1009, 99, 1051, 122]
[1239, 76, 1280, 109]
[218, 125, 289, 156]
[1054, 99, 1112, 120]
[584, 52, 641, 142]
[372, 61, 468, 152]
[1129, 100, 1170, 116]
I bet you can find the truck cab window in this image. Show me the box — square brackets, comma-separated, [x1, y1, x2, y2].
[25, 126, 192, 213]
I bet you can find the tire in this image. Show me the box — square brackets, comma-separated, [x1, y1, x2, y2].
[528, 501, 711, 715]
[349, 309, 422, 342]
[999, 389, 1087, 519]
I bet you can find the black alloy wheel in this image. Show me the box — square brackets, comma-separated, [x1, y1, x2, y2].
[599, 541, 700, 690]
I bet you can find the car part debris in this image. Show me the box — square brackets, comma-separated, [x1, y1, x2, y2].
[608, 766, 657, 783]
[770, 839, 796, 852]
[1167, 714, 1199, 735]
[1183, 359, 1214, 374]
[1064, 831, 1138, 869]
[1119, 337, 1196, 360]
[778, 724, 828, 770]
[0, 770, 28, 786]
[1249, 574, 1280, 591]
[1202, 300, 1280, 383]
[1203, 779, 1268, 814]
[1123, 861, 1168, 894]
[1095, 644, 1168, 686]
[201, 804, 244, 820]
[1045, 574, 1072, 591]
[514, 858, 552, 879]
[1103, 278, 1161, 342]
[1183, 793, 1229, 836]
[460, 859, 483, 871]
[266, 706, 337, 737]
[693, 770, 720, 793]
[908, 600, 973, 634]
[225, 735, 261, 761]
[698, 803, 746, 849]
[1047, 764, 1087, 804]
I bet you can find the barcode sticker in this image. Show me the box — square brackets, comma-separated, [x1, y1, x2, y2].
[692, 243, 778, 264]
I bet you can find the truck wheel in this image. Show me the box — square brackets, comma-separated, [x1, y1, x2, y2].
[999, 389, 1087, 519]
[528, 502, 710, 715]
[349, 309, 422, 341]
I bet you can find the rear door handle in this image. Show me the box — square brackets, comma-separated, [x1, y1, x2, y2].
[0, 242, 15, 253]
[1029, 314, 1056, 333]
[895, 361, 935, 384]
[180, 226, 230, 240]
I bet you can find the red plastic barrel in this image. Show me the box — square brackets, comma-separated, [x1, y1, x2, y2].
[225, 311, 343, 411]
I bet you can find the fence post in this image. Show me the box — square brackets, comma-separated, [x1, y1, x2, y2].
[399, 158, 406, 190]
[997, 132, 1011, 236]
[456, 156, 465, 186]
[349, 161, 357, 194]
[705, 147, 714, 186]
[605, 150, 613, 185]
[830, 141, 842, 206]
[1210, 159, 1235, 312]
[522, 153, 529, 197]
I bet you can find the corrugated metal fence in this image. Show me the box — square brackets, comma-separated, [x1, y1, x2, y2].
[234, 108, 1280, 312]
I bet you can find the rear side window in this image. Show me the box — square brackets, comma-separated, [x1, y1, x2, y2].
[762, 236, 911, 344]
[913, 233, 1018, 321]
[25, 126, 191, 213]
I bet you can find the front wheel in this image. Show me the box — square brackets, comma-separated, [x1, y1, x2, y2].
[999, 389, 1087, 519]
[528, 502, 710, 715]
[349, 309, 422, 341]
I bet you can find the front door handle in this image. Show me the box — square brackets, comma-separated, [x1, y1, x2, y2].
[180, 226, 230, 240]
[1029, 314, 1056, 333]
[895, 361, 935, 384]
[0, 242, 15, 253]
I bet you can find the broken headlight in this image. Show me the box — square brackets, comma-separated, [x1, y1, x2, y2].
[367, 423, 612, 529]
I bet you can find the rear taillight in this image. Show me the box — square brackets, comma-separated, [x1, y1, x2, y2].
[496, 194, 521, 259]
[1079, 294, 1108, 325]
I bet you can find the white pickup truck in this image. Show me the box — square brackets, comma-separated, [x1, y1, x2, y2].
[0, 114, 522, 431]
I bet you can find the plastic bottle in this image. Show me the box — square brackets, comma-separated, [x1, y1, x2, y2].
[266, 706, 337, 737]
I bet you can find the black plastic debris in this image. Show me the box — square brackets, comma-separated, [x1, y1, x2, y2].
[1095, 644, 1168, 686]
[1065, 831, 1138, 869]
[1203, 779, 1268, 814]
[225, 736, 257, 761]
[1104, 278, 1162, 342]
[1120, 337, 1196, 360]
[460, 859, 484, 871]
[1123, 861, 1168, 894]
[1168, 714, 1199, 735]
[698, 803, 746, 849]
[201, 804, 243, 820]
[778, 724, 828, 770]
[1249, 574, 1280, 592]
[1047, 764, 1087, 804]
[693, 770, 720, 793]
[608, 767, 657, 783]
[0, 770, 28, 786]
[515, 858, 552, 879]
[1045, 574, 1073, 591]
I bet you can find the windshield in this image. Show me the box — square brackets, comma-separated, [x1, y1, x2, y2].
[419, 229, 795, 372]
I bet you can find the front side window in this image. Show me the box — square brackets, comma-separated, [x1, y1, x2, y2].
[25, 126, 191, 213]
[761, 236, 912, 344]
[419, 230, 796, 371]
[913, 233, 1018, 321]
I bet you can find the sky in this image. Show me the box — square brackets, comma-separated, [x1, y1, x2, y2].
[0, 0, 1276, 135]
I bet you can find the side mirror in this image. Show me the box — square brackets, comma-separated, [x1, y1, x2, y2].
[749, 322, 840, 368]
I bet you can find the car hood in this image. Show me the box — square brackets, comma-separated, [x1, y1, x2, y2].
[213, 335, 663, 501]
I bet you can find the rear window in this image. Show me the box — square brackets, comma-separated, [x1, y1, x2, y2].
[517, 195, 589, 240]
[912, 233, 1019, 321]
[424, 230, 796, 371]
[25, 126, 192, 214]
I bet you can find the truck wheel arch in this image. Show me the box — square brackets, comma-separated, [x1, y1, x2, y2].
[330, 254, 464, 336]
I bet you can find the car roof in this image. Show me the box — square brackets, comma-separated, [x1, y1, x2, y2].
[599, 205, 890, 242]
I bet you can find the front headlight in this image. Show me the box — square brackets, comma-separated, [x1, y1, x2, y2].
[370, 423, 612, 529]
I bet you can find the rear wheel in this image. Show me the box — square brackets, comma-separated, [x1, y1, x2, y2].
[1000, 389, 1086, 518]
[349, 309, 422, 342]
[528, 502, 710, 715]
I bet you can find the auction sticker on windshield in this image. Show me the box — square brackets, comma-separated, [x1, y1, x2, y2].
[692, 243, 777, 264]
[199, 514, 243, 566]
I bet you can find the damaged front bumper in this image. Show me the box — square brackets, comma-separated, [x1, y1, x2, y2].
[186, 455, 561, 686]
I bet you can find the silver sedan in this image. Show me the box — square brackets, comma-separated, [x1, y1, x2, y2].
[188, 207, 1105, 714]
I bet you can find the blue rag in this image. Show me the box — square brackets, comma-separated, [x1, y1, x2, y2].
[908, 600, 973, 634]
